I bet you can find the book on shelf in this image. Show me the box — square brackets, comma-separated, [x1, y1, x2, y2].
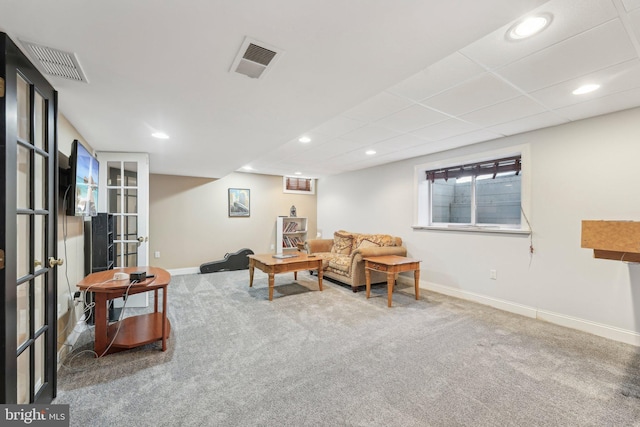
[282, 235, 304, 248]
[284, 222, 299, 232]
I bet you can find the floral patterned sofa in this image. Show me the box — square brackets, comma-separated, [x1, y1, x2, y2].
[304, 231, 406, 292]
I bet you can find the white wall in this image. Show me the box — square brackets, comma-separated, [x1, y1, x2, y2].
[318, 107, 640, 345]
[149, 172, 317, 270]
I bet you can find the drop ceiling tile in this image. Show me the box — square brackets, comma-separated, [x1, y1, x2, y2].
[310, 115, 365, 137]
[439, 129, 504, 147]
[342, 91, 413, 123]
[623, 0, 640, 11]
[487, 111, 569, 136]
[340, 125, 401, 146]
[553, 86, 640, 121]
[373, 134, 431, 151]
[421, 73, 521, 116]
[461, 96, 547, 127]
[530, 59, 640, 110]
[461, 0, 618, 70]
[394, 141, 458, 158]
[410, 119, 481, 141]
[375, 104, 449, 133]
[496, 19, 637, 92]
[388, 52, 486, 101]
[628, 8, 640, 41]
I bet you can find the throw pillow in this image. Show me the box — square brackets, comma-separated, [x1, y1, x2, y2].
[331, 231, 353, 255]
[356, 239, 379, 249]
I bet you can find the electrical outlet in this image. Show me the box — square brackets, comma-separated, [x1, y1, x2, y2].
[489, 269, 497, 280]
[270, 244, 275, 250]
[154, 251, 161, 259]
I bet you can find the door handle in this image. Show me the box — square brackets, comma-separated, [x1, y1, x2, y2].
[137, 236, 144, 243]
[48, 257, 64, 268]
[34, 260, 42, 267]
[0, 249, 4, 270]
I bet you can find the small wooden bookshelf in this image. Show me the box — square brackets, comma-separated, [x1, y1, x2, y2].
[276, 216, 307, 253]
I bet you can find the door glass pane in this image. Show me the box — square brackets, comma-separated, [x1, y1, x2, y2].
[17, 215, 30, 278]
[17, 281, 29, 347]
[17, 144, 30, 209]
[107, 189, 120, 214]
[34, 91, 45, 150]
[34, 152, 46, 210]
[124, 161, 137, 186]
[115, 214, 122, 238]
[17, 74, 29, 141]
[125, 188, 138, 213]
[17, 350, 30, 404]
[115, 241, 122, 267]
[125, 215, 137, 239]
[34, 275, 45, 330]
[34, 215, 44, 272]
[107, 161, 121, 186]
[126, 243, 138, 267]
[34, 335, 45, 394]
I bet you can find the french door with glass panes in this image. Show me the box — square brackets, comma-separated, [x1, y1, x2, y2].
[97, 153, 149, 306]
[1, 33, 59, 404]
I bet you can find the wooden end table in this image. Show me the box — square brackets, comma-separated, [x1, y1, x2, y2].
[76, 266, 171, 357]
[364, 255, 421, 307]
[248, 253, 323, 301]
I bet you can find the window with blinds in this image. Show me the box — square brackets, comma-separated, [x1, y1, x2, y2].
[424, 155, 522, 228]
[283, 176, 315, 194]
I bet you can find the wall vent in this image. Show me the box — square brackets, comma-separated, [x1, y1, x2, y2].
[230, 37, 283, 79]
[20, 40, 89, 83]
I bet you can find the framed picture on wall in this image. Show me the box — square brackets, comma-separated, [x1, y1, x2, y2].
[228, 188, 250, 217]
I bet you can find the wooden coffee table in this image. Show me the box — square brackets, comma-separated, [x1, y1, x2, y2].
[248, 252, 323, 301]
[364, 255, 421, 307]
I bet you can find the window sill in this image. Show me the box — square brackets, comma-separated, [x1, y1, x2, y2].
[412, 225, 531, 235]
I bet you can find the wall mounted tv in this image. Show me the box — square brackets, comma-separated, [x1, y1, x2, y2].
[67, 140, 99, 216]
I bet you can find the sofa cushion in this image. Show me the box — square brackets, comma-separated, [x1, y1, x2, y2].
[314, 252, 333, 270]
[354, 233, 396, 250]
[328, 254, 351, 274]
[331, 231, 354, 255]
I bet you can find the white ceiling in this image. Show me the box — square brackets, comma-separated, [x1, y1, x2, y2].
[2, 0, 640, 179]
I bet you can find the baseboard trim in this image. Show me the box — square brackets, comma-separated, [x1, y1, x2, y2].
[64, 315, 88, 347]
[168, 267, 200, 276]
[398, 277, 640, 347]
[537, 309, 640, 347]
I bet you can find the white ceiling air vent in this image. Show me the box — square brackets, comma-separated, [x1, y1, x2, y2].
[230, 37, 283, 79]
[20, 40, 89, 83]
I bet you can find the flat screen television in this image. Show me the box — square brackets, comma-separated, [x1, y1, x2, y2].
[67, 140, 99, 216]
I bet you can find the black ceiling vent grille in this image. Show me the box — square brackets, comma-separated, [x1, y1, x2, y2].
[20, 40, 89, 83]
[243, 43, 277, 66]
[231, 37, 283, 79]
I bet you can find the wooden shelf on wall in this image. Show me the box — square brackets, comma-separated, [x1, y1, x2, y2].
[581, 220, 640, 262]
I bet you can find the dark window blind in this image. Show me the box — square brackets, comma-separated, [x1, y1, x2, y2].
[425, 155, 521, 182]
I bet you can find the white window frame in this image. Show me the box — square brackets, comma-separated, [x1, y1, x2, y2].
[413, 145, 531, 235]
[283, 176, 315, 195]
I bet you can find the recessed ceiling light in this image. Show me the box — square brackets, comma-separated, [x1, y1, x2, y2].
[507, 14, 551, 40]
[572, 84, 600, 95]
[294, 171, 302, 175]
[298, 136, 311, 143]
[152, 131, 169, 139]
[241, 166, 253, 171]
[365, 150, 376, 155]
